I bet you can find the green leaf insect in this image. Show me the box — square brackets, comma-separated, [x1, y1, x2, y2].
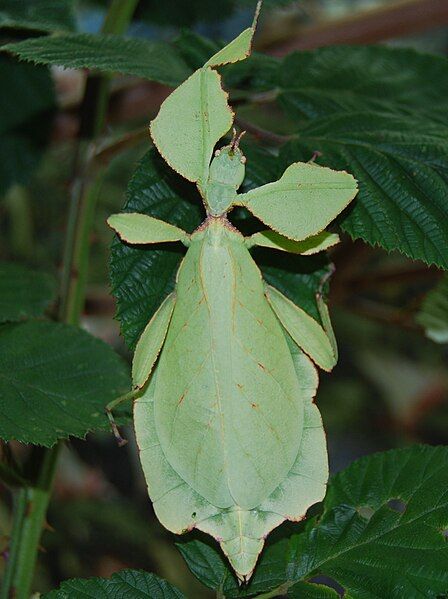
[108, 4, 358, 583]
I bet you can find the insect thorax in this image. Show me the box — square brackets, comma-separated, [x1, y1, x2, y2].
[203, 145, 246, 216]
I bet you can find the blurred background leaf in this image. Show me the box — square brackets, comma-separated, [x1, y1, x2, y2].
[0, 262, 56, 322]
[0, 0, 76, 33]
[0, 57, 55, 197]
[417, 274, 448, 343]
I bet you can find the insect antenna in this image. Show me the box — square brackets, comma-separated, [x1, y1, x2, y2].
[230, 128, 246, 152]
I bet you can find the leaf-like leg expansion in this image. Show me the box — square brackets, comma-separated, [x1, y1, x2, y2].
[236, 161, 358, 241]
[106, 389, 140, 447]
[265, 284, 336, 371]
[107, 213, 189, 246]
[245, 230, 339, 255]
[150, 68, 233, 186]
[132, 292, 176, 389]
[205, 0, 260, 67]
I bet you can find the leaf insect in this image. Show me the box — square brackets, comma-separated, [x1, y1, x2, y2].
[107, 2, 358, 582]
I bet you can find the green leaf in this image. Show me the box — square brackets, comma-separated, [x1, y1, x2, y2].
[0, 321, 130, 446]
[177, 528, 301, 597]
[304, 445, 448, 598]
[0, 56, 55, 195]
[274, 46, 448, 268]
[3, 33, 191, 87]
[416, 275, 448, 343]
[180, 445, 448, 598]
[176, 538, 230, 591]
[0, 263, 56, 322]
[43, 569, 185, 598]
[0, 0, 76, 32]
[281, 112, 448, 268]
[277, 46, 448, 124]
[288, 582, 340, 598]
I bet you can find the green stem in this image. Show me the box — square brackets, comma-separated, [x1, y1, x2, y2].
[4, 448, 60, 599]
[2, 1, 139, 597]
[1, 490, 27, 598]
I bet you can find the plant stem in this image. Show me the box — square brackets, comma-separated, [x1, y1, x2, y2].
[3, 448, 60, 599]
[1, 490, 27, 597]
[2, 1, 139, 597]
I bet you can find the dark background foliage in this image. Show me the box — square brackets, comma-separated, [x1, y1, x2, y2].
[1, 1, 448, 597]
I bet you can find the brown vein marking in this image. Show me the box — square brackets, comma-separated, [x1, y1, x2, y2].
[237, 298, 282, 340]
[235, 381, 285, 451]
[164, 296, 205, 354]
[167, 356, 209, 448]
[234, 336, 293, 404]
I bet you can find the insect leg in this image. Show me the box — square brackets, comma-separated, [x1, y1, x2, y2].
[265, 283, 336, 371]
[105, 389, 140, 447]
[316, 264, 338, 361]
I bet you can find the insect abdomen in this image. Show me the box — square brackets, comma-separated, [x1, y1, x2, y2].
[154, 219, 304, 510]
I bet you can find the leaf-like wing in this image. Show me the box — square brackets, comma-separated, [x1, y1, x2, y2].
[237, 162, 358, 241]
[132, 293, 176, 389]
[150, 67, 233, 184]
[153, 226, 303, 510]
[266, 284, 336, 371]
[246, 230, 339, 255]
[108, 213, 188, 245]
[134, 329, 327, 581]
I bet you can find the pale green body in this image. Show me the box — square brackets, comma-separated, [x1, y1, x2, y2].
[155, 219, 302, 510]
[108, 11, 358, 581]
